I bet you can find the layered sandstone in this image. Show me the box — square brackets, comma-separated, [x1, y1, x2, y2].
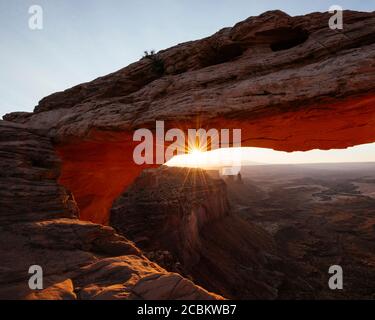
[4, 10, 375, 150]
[0, 121, 221, 300]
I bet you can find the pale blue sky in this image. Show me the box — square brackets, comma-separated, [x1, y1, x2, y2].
[0, 0, 374, 116]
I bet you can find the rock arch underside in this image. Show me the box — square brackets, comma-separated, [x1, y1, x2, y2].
[1, 10, 375, 299]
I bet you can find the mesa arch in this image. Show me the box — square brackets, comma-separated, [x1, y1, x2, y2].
[4, 10, 375, 224]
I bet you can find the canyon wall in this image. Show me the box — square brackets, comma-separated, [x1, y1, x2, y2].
[111, 167, 231, 268]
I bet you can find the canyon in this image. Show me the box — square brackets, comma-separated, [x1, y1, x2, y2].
[109, 167, 308, 299]
[228, 163, 375, 299]
[1, 9, 375, 299]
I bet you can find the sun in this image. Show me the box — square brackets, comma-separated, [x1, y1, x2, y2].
[165, 147, 208, 168]
[189, 148, 205, 167]
[190, 148, 202, 156]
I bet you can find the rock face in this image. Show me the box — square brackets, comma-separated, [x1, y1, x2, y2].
[0, 121, 78, 224]
[0, 121, 221, 300]
[4, 10, 375, 224]
[110, 167, 305, 299]
[111, 167, 230, 268]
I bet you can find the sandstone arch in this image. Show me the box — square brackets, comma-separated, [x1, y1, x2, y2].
[5, 10, 375, 224]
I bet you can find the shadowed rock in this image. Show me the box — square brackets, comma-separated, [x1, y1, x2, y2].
[0, 121, 221, 300]
[110, 167, 308, 299]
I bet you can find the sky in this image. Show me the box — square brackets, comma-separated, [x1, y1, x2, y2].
[1, 1, 374, 164]
[166, 143, 375, 168]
